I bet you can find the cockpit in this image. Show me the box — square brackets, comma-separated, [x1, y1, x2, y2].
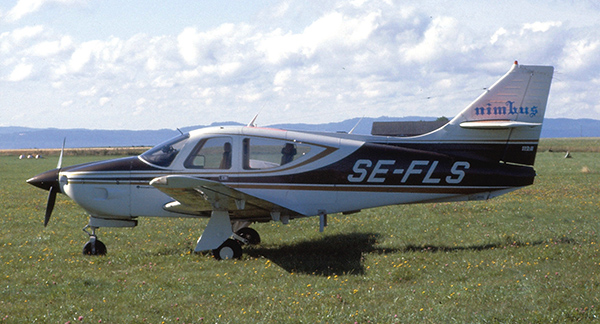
[182, 136, 317, 170]
[140, 134, 189, 167]
[140, 131, 325, 171]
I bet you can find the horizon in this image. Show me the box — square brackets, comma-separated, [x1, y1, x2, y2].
[2, 116, 600, 151]
[1, 115, 600, 132]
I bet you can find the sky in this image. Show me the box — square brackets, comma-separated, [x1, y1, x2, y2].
[1, 0, 599, 130]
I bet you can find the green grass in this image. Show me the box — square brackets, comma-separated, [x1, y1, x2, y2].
[539, 137, 600, 152]
[1, 149, 599, 323]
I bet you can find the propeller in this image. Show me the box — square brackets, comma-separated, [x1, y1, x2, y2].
[57, 137, 65, 169]
[44, 186, 57, 227]
[27, 138, 65, 227]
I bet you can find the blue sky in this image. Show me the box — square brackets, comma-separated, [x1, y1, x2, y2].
[1, 0, 599, 130]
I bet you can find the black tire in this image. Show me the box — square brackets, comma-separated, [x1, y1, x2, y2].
[236, 227, 261, 245]
[213, 239, 242, 260]
[83, 238, 107, 256]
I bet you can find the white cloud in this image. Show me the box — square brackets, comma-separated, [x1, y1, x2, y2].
[66, 37, 124, 74]
[4, 0, 86, 22]
[273, 69, 291, 87]
[239, 92, 262, 103]
[490, 28, 507, 44]
[151, 76, 175, 88]
[270, 1, 290, 18]
[5, 0, 46, 22]
[133, 97, 147, 116]
[560, 38, 600, 75]
[177, 24, 249, 66]
[176, 27, 200, 66]
[258, 10, 379, 65]
[27, 35, 73, 57]
[78, 86, 97, 97]
[521, 21, 562, 34]
[403, 16, 472, 64]
[12, 24, 44, 40]
[99, 96, 110, 106]
[302, 11, 377, 52]
[1, 25, 45, 52]
[2, 0, 600, 130]
[8, 62, 33, 81]
[68, 40, 101, 73]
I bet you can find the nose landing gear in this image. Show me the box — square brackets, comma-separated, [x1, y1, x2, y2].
[82, 225, 107, 256]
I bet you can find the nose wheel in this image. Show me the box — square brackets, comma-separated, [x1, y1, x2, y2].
[82, 225, 107, 256]
[213, 239, 242, 260]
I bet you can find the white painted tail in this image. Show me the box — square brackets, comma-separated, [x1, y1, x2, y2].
[430, 62, 554, 165]
[450, 61, 553, 129]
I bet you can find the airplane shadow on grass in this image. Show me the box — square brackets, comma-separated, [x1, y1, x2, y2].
[244, 233, 558, 276]
[245, 232, 394, 276]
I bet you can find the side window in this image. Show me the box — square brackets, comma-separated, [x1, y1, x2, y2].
[243, 137, 312, 170]
[185, 137, 233, 169]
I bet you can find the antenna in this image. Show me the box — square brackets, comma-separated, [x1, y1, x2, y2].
[247, 113, 260, 127]
[348, 116, 365, 134]
[176, 128, 183, 135]
[247, 104, 267, 127]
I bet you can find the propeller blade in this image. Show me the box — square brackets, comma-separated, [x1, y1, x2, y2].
[57, 138, 66, 169]
[44, 186, 57, 227]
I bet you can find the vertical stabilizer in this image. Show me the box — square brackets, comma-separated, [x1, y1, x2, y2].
[452, 62, 553, 126]
[439, 62, 554, 165]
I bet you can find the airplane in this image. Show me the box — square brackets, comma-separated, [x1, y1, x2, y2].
[28, 61, 554, 259]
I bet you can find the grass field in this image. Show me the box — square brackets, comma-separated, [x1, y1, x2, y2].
[1, 143, 599, 323]
[538, 137, 600, 153]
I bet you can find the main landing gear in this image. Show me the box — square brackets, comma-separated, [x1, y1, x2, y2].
[82, 225, 107, 256]
[211, 227, 261, 260]
[236, 227, 261, 245]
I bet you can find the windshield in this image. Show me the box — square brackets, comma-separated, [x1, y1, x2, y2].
[140, 134, 189, 167]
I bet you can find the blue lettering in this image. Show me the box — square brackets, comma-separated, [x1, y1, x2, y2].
[473, 101, 537, 118]
[494, 106, 506, 115]
[530, 106, 538, 117]
[507, 101, 518, 115]
[519, 106, 528, 115]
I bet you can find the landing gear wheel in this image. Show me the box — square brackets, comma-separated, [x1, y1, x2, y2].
[213, 239, 242, 260]
[83, 236, 107, 256]
[236, 227, 261, 245]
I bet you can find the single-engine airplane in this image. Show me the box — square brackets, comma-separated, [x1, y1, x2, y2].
[28, 62, 554, 259]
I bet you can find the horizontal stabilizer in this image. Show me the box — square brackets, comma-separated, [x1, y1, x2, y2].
[459, 120, 542, 129]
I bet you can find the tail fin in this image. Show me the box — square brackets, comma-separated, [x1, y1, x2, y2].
[441, 61, 554, 165]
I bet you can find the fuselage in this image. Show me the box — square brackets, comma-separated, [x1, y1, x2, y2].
[52, 125, 535, 222]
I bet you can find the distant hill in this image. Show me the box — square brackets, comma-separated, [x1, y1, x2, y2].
[539, 118, 600, 138]
[2, 117, 599, 149]
[0, 127, 179, 150]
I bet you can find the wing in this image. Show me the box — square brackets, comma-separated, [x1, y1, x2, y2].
[149, 175, 277, 218]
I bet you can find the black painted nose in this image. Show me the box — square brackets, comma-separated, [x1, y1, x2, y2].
[27, 168, 63, 227]
[27, 168, 61, 193]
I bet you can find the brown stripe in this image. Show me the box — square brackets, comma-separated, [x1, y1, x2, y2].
[230, 183, 507, 194]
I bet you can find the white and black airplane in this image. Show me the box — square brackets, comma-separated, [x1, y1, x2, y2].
[28, 62, 554, 259]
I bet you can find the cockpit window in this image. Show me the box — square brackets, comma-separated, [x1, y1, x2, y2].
[242, 137, 314, 170]
[184, 137, 233, 169]
[140, 134, 189, 167]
